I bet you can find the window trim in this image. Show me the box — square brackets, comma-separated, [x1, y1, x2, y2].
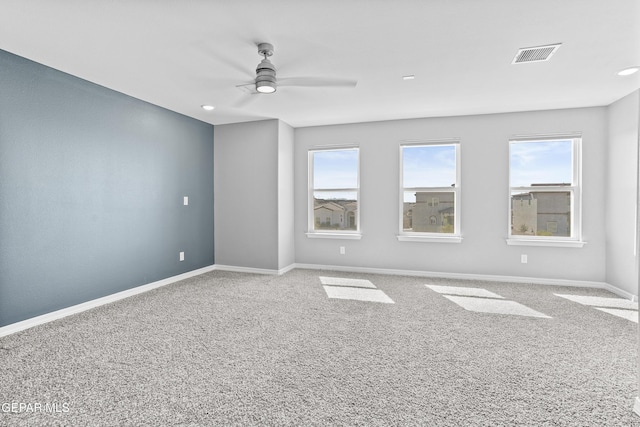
[506, 134, 584, 247]
[307, 145, 361, 239]
[397, 139, 462, 243]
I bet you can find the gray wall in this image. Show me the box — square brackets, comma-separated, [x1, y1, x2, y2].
[0, 49, 214, 327]
[294, 108, 608, 282]
[606, 90, 639, 296]
[214, 119, 295, 271]
[214, 120, 280, 270]
[277, 121, 295, 270]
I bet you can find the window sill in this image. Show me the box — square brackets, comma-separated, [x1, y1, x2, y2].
[397, 235, 462, 244]
[306, 232, 362, 240]
[506, 238, 586, 248]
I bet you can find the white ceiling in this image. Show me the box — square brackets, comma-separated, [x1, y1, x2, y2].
[1, 0, 638, 128]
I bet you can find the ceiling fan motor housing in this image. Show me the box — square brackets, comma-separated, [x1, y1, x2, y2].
[256, 43, 276, 93]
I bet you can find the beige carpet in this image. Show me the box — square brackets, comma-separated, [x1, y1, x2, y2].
[0, 269, 638, 426]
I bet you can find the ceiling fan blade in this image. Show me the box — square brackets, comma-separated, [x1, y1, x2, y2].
[232, 93, 259, 108]
[278, 77, 357, 88]
[235, 82, 258, 94]
[190, 43, 255, 80]
[229, 84, 261, 108]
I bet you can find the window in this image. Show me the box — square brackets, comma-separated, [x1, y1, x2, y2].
[399, 141, 461, 242]
[508, 136, 583, 247]
[308, 147, 360, 238]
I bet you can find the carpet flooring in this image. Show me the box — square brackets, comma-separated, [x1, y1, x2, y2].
[0, 269, 638, 426]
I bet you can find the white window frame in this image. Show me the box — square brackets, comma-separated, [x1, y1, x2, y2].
[398, 139, 462, 243]
[506, 134, 584, 248]
[307, 146, 361, 240]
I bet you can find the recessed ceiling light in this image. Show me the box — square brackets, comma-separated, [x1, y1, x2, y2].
[201, 105, 215, 111]
[402, 75, 415, 80]
[618, 67, 639, 76]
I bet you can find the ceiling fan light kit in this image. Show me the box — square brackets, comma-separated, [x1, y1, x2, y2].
[235, 42, 356, 96]
[255, 43, 277, 93]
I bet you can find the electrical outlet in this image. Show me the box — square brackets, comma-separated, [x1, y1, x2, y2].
[183, 196, 189, 206]
[179, 251, 185, 261]
[339, 246, 346, 255]
[521, 254, 528, 264]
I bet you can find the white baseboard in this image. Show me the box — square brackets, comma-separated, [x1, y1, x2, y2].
[214, 263, 296, 276]
[278, 263, 297, 275]
[294, 263, 637, 301]
[0, 265, 216, 338]
[602, 283, 637, 302]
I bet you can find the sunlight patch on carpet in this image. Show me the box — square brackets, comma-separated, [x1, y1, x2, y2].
[554, 294, 638, 323]
[426, 284, 504, 299]
[594, 308, 639, 323]
[554, 294, 637, 310]
[442, 295, 551, 318]
[319, 276, 376, 289]
[323, 286, 394, 304]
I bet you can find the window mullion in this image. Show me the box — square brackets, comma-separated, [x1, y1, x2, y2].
[314, 188, 359, 192]
[404, 187, 457, 192]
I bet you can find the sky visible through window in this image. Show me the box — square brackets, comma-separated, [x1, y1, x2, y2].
[403, 145, 456, 202]
[510, 140, 572, 187]
[403, 145, 456, 188]
[313, 149, 358, 190]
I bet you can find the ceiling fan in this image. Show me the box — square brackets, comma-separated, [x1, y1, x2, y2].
[235, 42, 357, 95]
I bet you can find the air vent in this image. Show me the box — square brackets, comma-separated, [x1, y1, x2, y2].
[512, 43, 561, 64]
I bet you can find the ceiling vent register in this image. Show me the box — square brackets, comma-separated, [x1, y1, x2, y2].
[512, 43, 561, 64]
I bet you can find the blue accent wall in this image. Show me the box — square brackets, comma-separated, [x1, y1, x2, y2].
[0, 49, 214, 327]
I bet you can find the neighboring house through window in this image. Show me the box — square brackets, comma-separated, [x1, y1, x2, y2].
[308, 147, 360, 238]
[508, 135, 583, 247]
[399, 140, 461, 242]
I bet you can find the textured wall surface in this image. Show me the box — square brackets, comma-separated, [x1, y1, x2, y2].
[277, 120, 295, 270]
[606, 90, 639, 296]
[0, 49, 214, 327]
[214, 120, 279, 270]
